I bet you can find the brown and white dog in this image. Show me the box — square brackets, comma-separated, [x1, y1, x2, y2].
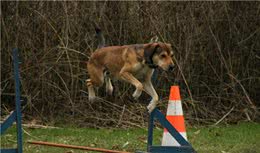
[86, 30, 175, 113]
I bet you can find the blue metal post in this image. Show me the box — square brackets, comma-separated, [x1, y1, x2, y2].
[1, 49, 23, 153]
[147, 109, 155, 152]
[13, 48, 23, 153]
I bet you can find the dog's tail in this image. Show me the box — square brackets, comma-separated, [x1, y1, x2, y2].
[95, 27, 105, 49]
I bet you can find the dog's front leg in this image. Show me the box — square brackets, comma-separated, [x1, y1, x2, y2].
[144, 81, 159, 113]
[119, 71, 143, 99]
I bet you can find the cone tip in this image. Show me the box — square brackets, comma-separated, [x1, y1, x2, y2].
[169, 86, 181, 100]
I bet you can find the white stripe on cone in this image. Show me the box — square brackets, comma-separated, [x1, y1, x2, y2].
[162, 131, 187, 146]
[166, 100, 183, 116]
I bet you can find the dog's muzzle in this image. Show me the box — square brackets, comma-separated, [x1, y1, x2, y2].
[168, 64, 175, 71]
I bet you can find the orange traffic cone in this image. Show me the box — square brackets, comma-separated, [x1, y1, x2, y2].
[162, 86, 188, 146]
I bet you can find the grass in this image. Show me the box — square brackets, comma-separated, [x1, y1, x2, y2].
[1, 122, 259, 153]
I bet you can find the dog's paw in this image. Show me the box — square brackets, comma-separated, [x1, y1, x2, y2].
[88, 96, 97, 102]
[132, 89, 142, 100]
[105, 78, 113, 96]
[132, 84, 143, 100]
[106, 87, 113, 96]
[147, 103, 157, 113]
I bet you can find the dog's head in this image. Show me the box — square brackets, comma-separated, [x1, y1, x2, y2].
[144, 42, 175, 71]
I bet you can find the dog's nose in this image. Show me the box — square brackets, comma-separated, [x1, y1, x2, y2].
[168, 64, 175, 71]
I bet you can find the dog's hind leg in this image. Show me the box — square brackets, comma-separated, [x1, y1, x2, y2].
[86, 79, 96, 102]
[105, 77, 113, 96]
[87, 62, 104, 102]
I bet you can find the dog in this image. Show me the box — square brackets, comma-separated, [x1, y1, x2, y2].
[86, 29, 175, 113]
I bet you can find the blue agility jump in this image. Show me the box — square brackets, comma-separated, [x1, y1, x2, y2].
[1, 49, 23, 153]
[144, 108, 195, 153]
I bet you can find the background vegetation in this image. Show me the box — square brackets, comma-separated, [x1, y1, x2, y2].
[1, 1, 259, 127]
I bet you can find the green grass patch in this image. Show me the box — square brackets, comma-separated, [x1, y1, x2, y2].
[1, 122, 259, 153]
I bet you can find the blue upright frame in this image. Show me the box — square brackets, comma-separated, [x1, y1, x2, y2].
[1, 49, 23, 153]
[146, 108, 195, 153]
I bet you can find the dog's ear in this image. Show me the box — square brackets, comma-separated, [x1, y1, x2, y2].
[144, 43, 160, 64]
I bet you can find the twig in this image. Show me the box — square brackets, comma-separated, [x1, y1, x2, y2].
[244, 110, 251, 121]
[213, 106, 234, 126]
[116, 105, 126, 127]
[238, 27, 260, 45]
[2, 111, 14, 121]
[22, 128, 39, 139]
[228, 74, 255, 107]
[0, 121, 60, 129]
[22, 124, 61, 129]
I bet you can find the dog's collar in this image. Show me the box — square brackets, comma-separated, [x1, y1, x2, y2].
[145, 56, 158, 68]
[145, 45, 158, 69]
[146, 62, 158, 69]
[149, 64, 158, 69]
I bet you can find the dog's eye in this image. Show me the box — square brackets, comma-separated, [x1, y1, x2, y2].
[160, 54, 166, 58]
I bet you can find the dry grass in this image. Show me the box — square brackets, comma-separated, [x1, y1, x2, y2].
[1, 1, 259, 127]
